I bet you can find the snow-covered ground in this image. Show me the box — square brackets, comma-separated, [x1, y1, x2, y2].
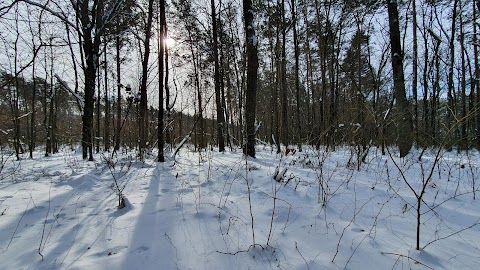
[0, 145, 479, 269]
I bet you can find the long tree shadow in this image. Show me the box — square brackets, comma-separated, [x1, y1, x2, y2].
[120, 163, 179, 269]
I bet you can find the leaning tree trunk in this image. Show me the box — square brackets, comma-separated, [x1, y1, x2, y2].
[387, 0, 412, 157]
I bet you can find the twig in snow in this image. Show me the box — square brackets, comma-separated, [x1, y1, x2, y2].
[245, 157, 255, 246]
[38, 181, 53, 260]
[267, 181, 279, 245]
[3, 199, 31, 253]
[216, 243, 266, 255]
[381, 252, 435, 270]
[332, 196, 373, 262]
[295, 241, 310, 270]
[165, 233, 180, 270]
[423, 218, 480, 250]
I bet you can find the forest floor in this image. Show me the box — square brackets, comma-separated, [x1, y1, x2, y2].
[0, 145, 479, 269]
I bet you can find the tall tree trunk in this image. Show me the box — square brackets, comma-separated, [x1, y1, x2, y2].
[412, 0, 418, 143]
[46, 37, 55, 156]
[228, 18, 243, 146]
[303, 2, 314, 139]
[314, 0, 326, 146]
[80, 0, 104, 161]
[43, 50, 48, 156]
[13, 8, 20, 160]
[82, 48, 96, 161]
[432, 40, 441, 144]
[387, 0, 413, 157]
[158, 0, 166, 162]
[447, 0, 459, 148]
[211, 0, 225, 152]
[474, 0, 480, 149]
[164, 15, 171, 148]
[187, 28, 205, 150]
[291, 0, 302, 152]
[115, 36, 121, 151]
[460, 3, 467, 149]
[29, 31, 37, 159]
[243, 0, 258, 158]
[281, 0, 288, 148]
[104, 42, 110, 151]
[275, 10, 281, 154]
[96, 65, 101, 153]
[139, 0, 155, 160]
[267, 1, 276, 146]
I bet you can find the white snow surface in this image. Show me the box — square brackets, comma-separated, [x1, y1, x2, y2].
[0, 146, 479, 269]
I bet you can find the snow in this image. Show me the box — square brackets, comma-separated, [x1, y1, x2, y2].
[0, 146, 479, 269]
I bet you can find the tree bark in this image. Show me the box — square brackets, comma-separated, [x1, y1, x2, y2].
[104, 42, 110, 151]
[115, 36, 121, 152]
[211, 0, 225, 152]
[139, 0, 155, 160]
[157, 0, 166, 162]
[447, 0, 459, 148]
[243, 0, 258, 158]
[387, 0, 412, 157]
[475, 0, 480, 149]
[291, 0, 301, 151]
[281, 0, 288, 148]
[412, 0, 418, 143]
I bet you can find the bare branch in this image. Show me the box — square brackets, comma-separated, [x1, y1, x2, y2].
[16, 0, 79, 32]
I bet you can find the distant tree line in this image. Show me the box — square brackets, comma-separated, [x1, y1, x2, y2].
[1, 0, 479, 161]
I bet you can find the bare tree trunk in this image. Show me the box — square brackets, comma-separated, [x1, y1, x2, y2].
[447, 0, 459, 149]
[115, 36, 121, 152]
[46, 37, 55, 156]
[29, 13, 39, 158]
[157, 0, 166, 162]
[211, 0, 225, 152]
[291, 0, 302, 152]
[422, 9, 431, 145]
[460, 3, 467, 149]
[13, 8, 20, 160]
[475, 0, 480, 149]
[432, 40, 441, 144]
[412, 0, 418, 143]
[80, 0, 104, 161]
[281, 0, 288, 148]
[243, 0, 258, 158]
[104, 42, 110, 151]
[139, 0, 155, 160]
[96, 65, 101, 153]
[387, 0, 412, 157]
[164, 16, 171, 148]
[314, 0, 324, 146]
[187, 30, 205, 150]
[275, 10, 281, 154]
[302, 2, 314, 140]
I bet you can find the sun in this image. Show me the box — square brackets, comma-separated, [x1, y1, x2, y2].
[165, 38, 175, 48]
